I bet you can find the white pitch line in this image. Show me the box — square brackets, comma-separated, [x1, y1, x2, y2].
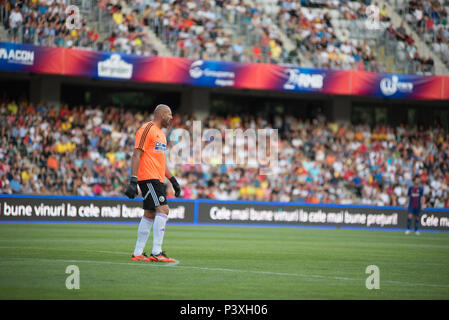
[1, 257, 449, 289]
[0, 257, 179, 268]
[0, 246, 130, 255]
[0, 246, 180, 265]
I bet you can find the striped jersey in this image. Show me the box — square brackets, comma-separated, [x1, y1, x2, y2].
[134, 121, 166, 182]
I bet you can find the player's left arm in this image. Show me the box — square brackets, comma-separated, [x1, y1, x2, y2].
[421, 188, 425, 210]
[405, 187, 411, 210]
[165, 165, 174, 180]
[165, 166, 182, 197]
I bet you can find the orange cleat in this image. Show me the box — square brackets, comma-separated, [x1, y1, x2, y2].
[131, 253, 151, 261]
[149, 251, 176, 263]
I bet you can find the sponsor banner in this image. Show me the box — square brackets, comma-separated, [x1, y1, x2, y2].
[0, 42, 62, 74]
[1, 196, 449, 231]
[0, 197, 195, 223]
[350, 70, 445, 100]
[443, 76, 449, 100]
[197, 202, 449, 231]
[185, 59, 239, 88]
[64, 48, 163, 82]
[1, 42, 448, 100]
[264, 64, 351, 94]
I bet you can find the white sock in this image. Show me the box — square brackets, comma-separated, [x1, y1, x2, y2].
[133, 216, 153, 256]
[152, 213, 168, 255]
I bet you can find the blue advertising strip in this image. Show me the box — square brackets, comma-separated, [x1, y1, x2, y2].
[194, 200, 199, 224]
[1, 195, 449, 231]
[0, 194, 447, 212]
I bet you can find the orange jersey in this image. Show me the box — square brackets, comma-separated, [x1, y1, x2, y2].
[134, 121, 167, 182]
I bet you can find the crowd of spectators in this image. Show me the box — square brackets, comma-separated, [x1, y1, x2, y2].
[275, 0, 386, 71]
[397, 0, 449, 67]
[0, 0, 158, 55]
[1, 97, 448, 208]
[0, 0, 443, 74]
[385, 21, 435, 72]
[99, 0, 158, 55]
[138, 0, 289, 64]
[2, 0, 101, 48]
[272, 0, 436, 73]
[227, 0, 289, 64]
[144, 0, 235, 61]
[275, 0, 435, 73]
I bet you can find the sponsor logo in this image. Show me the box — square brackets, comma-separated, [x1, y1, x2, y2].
[159, 196, 165, 203]
[206, 206, 402, 227]
[188, 60, 235, 86]
[380, 75, 413, 96]
[189, 60, 204, 79]
[0, 47, 34, 65]
[98, 54, 133, 79]
[0, 199, 194, 222]
[283, 68, 324, 90]
[154, 141, 166, 152]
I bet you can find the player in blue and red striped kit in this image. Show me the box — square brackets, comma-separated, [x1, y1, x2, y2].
[405, 176, 425, 235]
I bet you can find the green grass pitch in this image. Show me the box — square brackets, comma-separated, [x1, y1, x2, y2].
[0, 223, 448, 299]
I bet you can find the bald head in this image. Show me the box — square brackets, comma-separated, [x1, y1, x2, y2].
[153, 104, 173, 128]
[154, 104, 171, 117]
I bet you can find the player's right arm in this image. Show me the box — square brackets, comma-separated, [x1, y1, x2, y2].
[124, 149, 143, 199]
[130, 148, 143, 178]
[125, 125, 148, 199]
[404, 187, 411, 210]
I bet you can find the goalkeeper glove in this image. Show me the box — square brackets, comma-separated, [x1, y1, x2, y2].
[169, 176, 182, 198]
[124, 176, 138, 199]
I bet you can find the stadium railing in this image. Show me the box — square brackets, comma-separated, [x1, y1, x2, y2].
[0, 2, 6, 27]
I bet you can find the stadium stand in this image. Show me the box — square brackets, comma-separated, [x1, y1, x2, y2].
[1, 97, 448, 208]
[1, 0, 446, 74]
[139, 0, 291, 64]
[392, 0, 449, 70]
[274, 0, 382, 71]
[0, 0, 159, 55]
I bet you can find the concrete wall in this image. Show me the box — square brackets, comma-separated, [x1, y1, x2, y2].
[30, 76, 61, 108]
[331, 96, 352, 124]
[180, 87, 210, 120]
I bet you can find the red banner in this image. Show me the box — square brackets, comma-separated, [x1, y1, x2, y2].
[1, 42, 448, 100]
